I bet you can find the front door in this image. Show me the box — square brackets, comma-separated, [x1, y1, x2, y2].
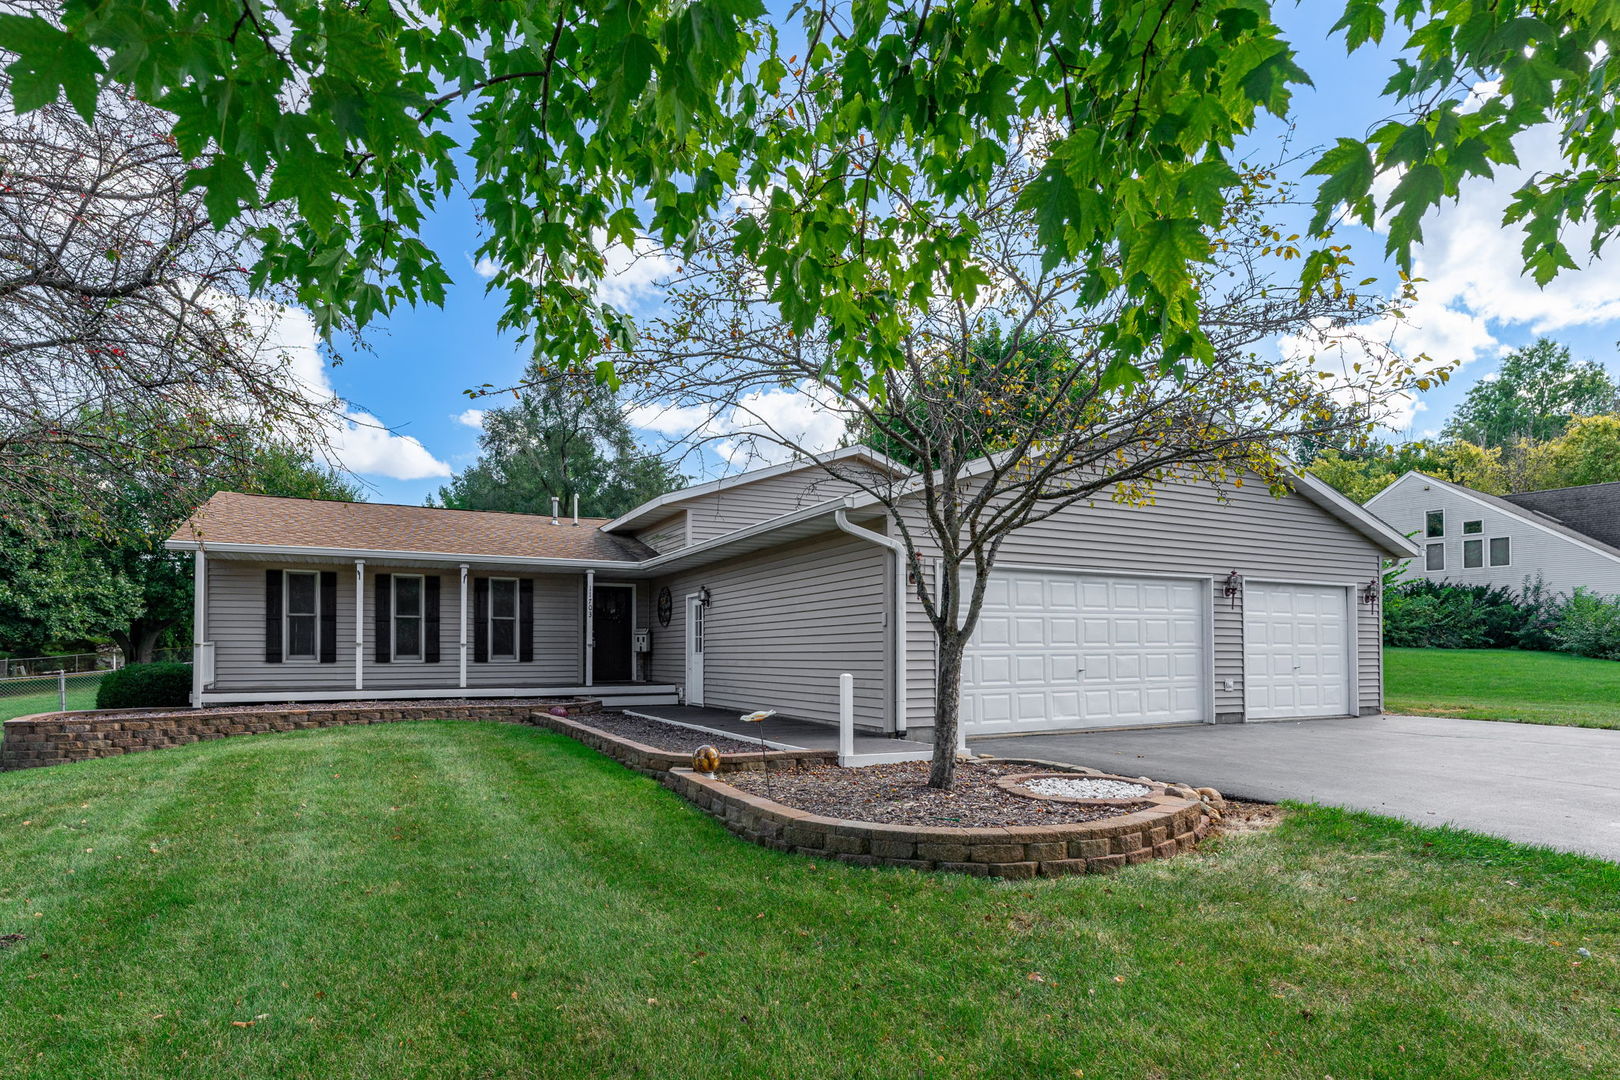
[685, 594, 705, 706]
[592, 584, 634, 682]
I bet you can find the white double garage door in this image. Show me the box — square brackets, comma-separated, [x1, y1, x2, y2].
[959, 570, 1353, 734]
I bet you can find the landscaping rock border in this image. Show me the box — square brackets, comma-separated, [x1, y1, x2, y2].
[663, 765, 1214, 878]
[0, 700, 607, 770]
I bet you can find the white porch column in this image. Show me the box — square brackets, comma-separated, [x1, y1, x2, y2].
[354, 560, 365, 690]
[584, 570, 595, 686]
[458, 563, 469, 689]
[190, 549, 206, 708]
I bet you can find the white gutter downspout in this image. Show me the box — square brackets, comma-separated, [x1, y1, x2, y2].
[834, 507, 908, 737]
[190, 549, 206, 708]
[584, 569, 596, 686]
[458, 563, 469, 689]
[354, 560, 365, 691]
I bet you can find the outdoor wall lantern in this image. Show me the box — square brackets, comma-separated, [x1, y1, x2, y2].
[698, 586, 712, 607]
[1361, 578, 1381, 605]
[1222, 570, 1242, 606]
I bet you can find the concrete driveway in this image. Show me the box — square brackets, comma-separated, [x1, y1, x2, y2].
[973, 714, 1620, 862]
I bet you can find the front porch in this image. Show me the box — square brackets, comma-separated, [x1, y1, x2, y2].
[194, 683, 679, 709]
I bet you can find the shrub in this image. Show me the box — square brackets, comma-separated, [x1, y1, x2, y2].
[1553, 589, 1620, 661]
[95, 662, 192, 710]
[1382, 580, 1539, 649]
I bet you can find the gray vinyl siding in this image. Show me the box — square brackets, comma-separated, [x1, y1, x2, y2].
[636, 512, 688, 554]
[898, 478, 1387, 729]
[203, 560, 597, 694]
[684, 470, 863, 542]
[647, 530, 891, 728]
[1367, 472, 1620, 596]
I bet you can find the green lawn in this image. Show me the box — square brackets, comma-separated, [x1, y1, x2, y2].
[2, 722, 1617, 1079]
[1387, 647, 1620, 729]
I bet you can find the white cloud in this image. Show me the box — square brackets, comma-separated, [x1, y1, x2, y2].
[627, 384, 848, 467]
[453, 408, 487, 429]
[249, 302, 453, 480]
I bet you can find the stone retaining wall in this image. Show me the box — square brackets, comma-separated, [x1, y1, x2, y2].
[662, 767, 1213, 878]
[0, 700, 606, 771]
[530, 713, 836, 776]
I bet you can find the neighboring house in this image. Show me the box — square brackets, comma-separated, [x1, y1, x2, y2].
[1366, 472, 1620, 597]
[167, 447, 1416, 740]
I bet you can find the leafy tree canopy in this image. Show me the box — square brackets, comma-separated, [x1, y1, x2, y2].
[1521, 414, 1620, 490]
[432, 377, 682, 520]
[1305, 440, 1508, 503]
[1442, 339, 1619, 449]
[4, 2, 1617, 389]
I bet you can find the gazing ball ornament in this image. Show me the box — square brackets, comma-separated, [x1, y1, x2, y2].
[548, 705, 568, 718]
[692, 744, 722, 778]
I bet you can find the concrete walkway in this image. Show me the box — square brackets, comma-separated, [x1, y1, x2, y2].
[623, 704, 934, 756]
[974, 714, 1620, 862]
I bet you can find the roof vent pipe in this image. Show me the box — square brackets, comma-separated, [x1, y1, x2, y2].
[550, 496, 560, 524]
[572, 493, 580, 525]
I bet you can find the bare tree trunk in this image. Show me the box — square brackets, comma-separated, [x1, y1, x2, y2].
[928, 634, 967, 789]
[110, 620, 171, 665]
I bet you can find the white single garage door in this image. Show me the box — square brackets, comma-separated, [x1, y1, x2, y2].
[960, 570, 1207, 734]
[1243, 582, 1352, 719]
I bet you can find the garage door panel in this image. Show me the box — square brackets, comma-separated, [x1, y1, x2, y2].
[963, 570, 1207, 733]
[1244, 583, 1351, 720]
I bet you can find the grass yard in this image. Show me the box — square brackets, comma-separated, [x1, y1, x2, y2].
[2, 722, 1617, 1080]
[1386, 647, 1620, 730]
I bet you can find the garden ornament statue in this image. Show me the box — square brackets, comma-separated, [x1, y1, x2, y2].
[692, 744, 721, 778]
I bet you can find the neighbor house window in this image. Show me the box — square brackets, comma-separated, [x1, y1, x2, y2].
[489, 577, 518, 660]
[1425, 543, 1445, 572]
[1463, 519, 1483, 535]
[286, 571, 319, 660]
[1463, 539, 1483, 568]
[1425, 510, 1445, 537]
[1489, 537, 1511, 567]
[393, 574, 424, 660]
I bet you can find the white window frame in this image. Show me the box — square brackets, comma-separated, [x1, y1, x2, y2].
[392, 573, 425, 662]
[1463, 538, 1483, 569]
[284, 569, 320, 661]
[1489, 536, 1512, 568]
[488, 576, 519, 662]
[1425, 509, 1445, 538]
[1425, 542, 1445, 572]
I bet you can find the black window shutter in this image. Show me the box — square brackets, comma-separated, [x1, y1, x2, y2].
[319, 571, 338, 663]
[374, 572, 392, 664]
[264, 569, 283, 664]
[424, 576, 441, 663]
[519, 579, 534, 663]
[473, 577, 489, 663]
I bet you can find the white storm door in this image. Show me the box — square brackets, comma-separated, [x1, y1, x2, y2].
[960, 570, 1206, 734]
[685, 595, 706, 706]
[1243, 582, 1352, 719]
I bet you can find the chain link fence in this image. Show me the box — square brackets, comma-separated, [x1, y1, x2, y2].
[0, 669, 112, 721]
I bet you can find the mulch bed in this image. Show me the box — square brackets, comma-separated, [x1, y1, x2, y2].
[724, 760, 1154, 827]
[578, 712, 766, 755]
[54, 698, 572, 723]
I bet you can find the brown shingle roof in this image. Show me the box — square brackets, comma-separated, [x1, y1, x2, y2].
[169, 492, 655, 562]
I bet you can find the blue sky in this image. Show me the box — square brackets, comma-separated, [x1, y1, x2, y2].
[311, 4, 1620, 506]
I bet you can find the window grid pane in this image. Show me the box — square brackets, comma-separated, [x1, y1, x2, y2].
[1489, 537, 1511, 566]
[288, 572, 317, 615]
[395, 615, 421, 658]
[1425, 543, 1444, 572]
[1425, 511, 1444, 538]
[491, 618, 515, 658]
[1463, 520, 1483, 535]
[395, 575, 421, 617]
[1463, 539, 1483, 568]
[492, 579, 516, 619]
[288, 614, 317, 658]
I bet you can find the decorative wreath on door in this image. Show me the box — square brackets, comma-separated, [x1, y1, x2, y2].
[656, 586, 673, 627]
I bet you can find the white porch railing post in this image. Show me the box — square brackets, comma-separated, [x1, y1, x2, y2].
[190, 548, 206, 707]
[584, 570, 595, 686]
[458, 564, 469, 689]
[838, 672, 855, 764]
[57, 670, 66, 712]
[354, 560, 365, 691]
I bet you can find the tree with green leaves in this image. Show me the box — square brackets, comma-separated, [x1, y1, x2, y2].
[431, 376, 681, 519]
[627, 147, 1425, 787]
[1442, 339, 1618, 450]
[1520, 414, 1620, 491]
[1, 433, 361, 661]
[1305, 440, 1509, 504]
[4, 1, 1617, 395]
